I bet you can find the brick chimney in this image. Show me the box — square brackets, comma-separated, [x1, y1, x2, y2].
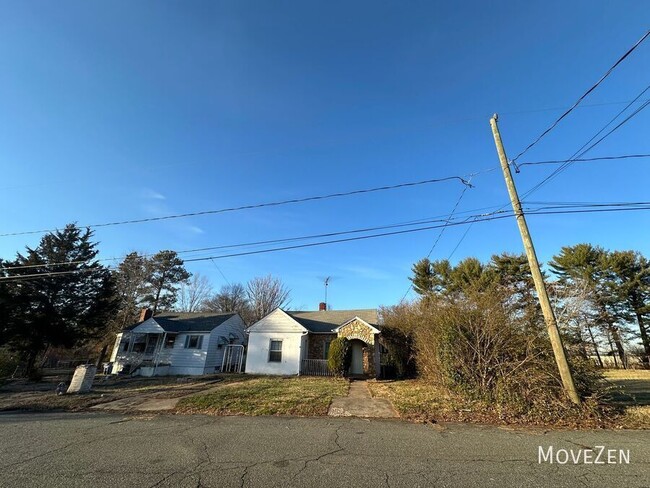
[139, 308, 153, 322]
[319, 302, 327, 311]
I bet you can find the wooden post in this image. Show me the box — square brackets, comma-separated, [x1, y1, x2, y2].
[490, 114, 581, 405]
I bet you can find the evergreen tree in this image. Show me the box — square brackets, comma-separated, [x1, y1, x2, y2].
[607, 251, 650, 368]
[550, 244, 628, 366]
[112, 251, 148, 329]
[141, 250, 191, 314]
[3, 225, 116, 372]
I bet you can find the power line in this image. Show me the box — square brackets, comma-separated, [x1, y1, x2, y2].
[0, 174, 475, 238]
[511, 30, 650, 163]
[4, 204, 650, 281]
[3, 199, 648, 273]
[518, 153, 650, 167]
[520, 97, 650, 200]
[400, 180, 473, 302]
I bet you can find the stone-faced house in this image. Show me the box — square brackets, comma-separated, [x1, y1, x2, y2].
[245, 304, 383, 377]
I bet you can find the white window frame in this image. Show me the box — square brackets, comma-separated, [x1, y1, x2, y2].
[184, 334, 204, 349]
[268, 339, 282, 362]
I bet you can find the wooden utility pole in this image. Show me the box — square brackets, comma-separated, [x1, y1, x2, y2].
[489, 114, 581, 405]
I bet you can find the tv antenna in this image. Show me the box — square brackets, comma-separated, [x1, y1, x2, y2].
[324, 276, 330, 308]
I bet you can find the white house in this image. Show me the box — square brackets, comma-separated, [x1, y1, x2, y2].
[109, 310, 246, 376]
[245, 304, 383, 377]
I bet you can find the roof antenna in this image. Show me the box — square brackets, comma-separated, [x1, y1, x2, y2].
[324, 276, 330, 309]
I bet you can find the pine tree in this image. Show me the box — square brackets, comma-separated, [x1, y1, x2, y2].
[3, 224, 116, 372]
[141, 250, 191, 314]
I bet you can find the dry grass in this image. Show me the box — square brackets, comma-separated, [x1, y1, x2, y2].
[368, 377, 650, 429]
[603, 369, 650, 381]
[367, 379, 476, 422]
[176, 376, 349, 416]
[0, 374, 241, 412]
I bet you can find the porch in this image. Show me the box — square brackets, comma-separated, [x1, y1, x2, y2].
[112, 331, 174, 375]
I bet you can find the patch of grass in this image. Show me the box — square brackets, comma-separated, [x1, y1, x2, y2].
[603, 369, 650, 381]
[0, 374, 245, 412]
[620, 406, 650, 428]
[176, 376, 349, 416]
[367, 379, 460, 421]
[368, 378, 650, 429]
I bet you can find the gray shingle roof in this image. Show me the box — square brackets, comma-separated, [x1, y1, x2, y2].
[286, 309, 379, 333]
[125, 312, 236, 333]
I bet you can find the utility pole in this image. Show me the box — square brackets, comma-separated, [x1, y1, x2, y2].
[490, 114, 581, 405]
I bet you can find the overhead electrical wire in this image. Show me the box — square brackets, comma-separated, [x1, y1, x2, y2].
[3, 202, 650, 281]
[400, 179, 473, 302]
[511, 30, 650, 163]
[0, 174, 476, 238]
[520, 97, 650, 200]
[2, 200, 648, 273]
[518, 153, 650, 168]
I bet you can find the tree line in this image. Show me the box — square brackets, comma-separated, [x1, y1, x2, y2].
[0, 224, 291, 374]
[409, 245, 649, 369]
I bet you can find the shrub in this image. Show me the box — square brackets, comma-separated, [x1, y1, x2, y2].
[383, 284, 603, 420]
[377, 306, 417, 378]
[327, 338, 351, 376]
[0, 348, 21, 379]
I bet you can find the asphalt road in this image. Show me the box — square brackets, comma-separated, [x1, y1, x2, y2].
[0, 412, 647, 487]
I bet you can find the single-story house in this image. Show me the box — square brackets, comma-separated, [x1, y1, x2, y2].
[109, 309, 246, 376]
[245, 304, 383, 377]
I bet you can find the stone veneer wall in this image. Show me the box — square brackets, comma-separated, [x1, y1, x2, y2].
[337, 319, 375, 345]
[307, 334, 336, 360]
[338, 319, 376, 376]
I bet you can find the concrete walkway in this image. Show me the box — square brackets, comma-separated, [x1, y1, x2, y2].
[328, 380, 398, 418]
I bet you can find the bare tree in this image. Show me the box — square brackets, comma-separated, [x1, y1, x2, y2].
[247, 275, 291, 323]
[177, 273, 213, 312]
[202, 283, 251, 322]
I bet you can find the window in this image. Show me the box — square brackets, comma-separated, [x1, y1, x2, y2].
[184, 335, 203, 349]
[164, 335, 176, 348]
[323, 339, 332, 359]
[269, 340, 282, 362]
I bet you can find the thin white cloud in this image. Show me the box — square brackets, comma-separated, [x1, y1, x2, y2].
[141, 188, 166, 200]
[187, 225, 205, 235]
[340, 265, 391, 281]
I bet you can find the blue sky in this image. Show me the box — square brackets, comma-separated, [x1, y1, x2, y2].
[1, 1, 648, 310]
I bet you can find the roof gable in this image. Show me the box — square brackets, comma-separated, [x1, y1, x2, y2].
[334, 316, 381, 334]
[129, 318, 165, 334]
[247, 308, 307, 333]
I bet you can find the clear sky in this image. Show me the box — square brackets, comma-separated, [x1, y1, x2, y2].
[1, 1, 648, 310]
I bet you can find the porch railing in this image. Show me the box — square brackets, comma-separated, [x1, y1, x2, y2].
[300, 359, 333, 377]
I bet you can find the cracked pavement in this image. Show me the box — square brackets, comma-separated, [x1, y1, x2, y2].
[0, 412, 647, 487]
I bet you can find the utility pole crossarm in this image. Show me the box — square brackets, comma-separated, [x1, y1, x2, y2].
[490, 114, 581, 405]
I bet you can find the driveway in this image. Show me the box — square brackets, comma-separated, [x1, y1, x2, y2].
[0, 412, 647, 487]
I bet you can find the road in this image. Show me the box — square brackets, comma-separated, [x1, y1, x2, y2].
[0, 412, 647, 487]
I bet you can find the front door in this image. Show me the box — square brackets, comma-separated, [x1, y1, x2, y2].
[350, 340, 364, 375]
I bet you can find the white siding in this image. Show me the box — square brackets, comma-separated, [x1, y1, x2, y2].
[167, 333, 209, 375]
[247, 309, 307, 333]
[245, 331, 306, 375]
[245, 309, 308, 375]
[203, 315, 247, 374]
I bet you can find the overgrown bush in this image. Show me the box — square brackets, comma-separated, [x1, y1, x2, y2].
[327, 337, 351, 376]
[379, 304, 418, 378]
[0, 348, 20, 379]
[384, 284, 603, 421]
